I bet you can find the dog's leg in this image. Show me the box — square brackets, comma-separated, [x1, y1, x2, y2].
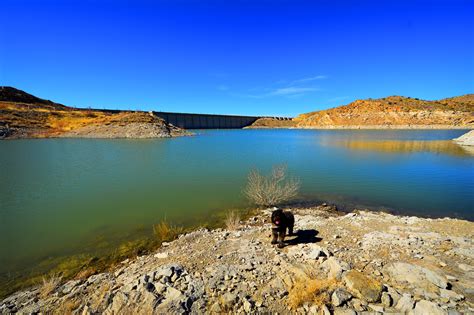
[271, 228, 278, 244]
[288, 221, 294, 236]
[277, 230, 285, 248]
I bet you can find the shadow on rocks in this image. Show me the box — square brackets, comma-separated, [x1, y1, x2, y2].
[285, 229, 322, 246]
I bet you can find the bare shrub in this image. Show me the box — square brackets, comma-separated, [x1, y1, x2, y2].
[40, 274, 62, 299]
[153, 220, 184, 242]
[287, 276, 340, 309]
[243, 165, 300, 207]
[225, 210, 240, 230]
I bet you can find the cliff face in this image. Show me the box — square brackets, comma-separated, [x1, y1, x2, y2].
[294, 95, 474, 128]
[0, 87, 188, 139]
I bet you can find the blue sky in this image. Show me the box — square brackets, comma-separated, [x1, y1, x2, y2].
[1, 0, 473, 117]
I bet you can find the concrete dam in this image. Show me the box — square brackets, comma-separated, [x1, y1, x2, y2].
[152, 111, 291, 129]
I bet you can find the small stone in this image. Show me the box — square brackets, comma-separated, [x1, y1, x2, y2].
[319, 304, 331, 315]
[368, 303, 384, 312]
[331, 288, 352, 306]
[439, 261, 447, 267]
[381, 292, 392, 307]
[243, 299, 252, 313]
[351, 298, 367, 312]
[333, 308, 356, 315]
[154, 252, 168, 259]
[221, 292, 238, 309]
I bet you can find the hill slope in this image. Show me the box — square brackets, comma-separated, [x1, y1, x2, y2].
[294, 95, 474, 128]
[0, 87, 188, 139]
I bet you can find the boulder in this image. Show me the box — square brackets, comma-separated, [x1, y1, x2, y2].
[413, 300, 448, 315]
[384, 262, 448, 289]
[343, 270, 383, 303]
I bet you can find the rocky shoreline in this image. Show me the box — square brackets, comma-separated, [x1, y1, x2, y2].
[1, 205, 473, 314]
[454, 130, 474, 146]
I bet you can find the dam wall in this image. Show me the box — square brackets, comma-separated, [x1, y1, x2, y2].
[152, 111, 290, 129]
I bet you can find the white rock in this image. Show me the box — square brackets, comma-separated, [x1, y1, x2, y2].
[368, 303, 384, 312]
[385, 262, 448, 289]
[413, 300, 448, 315]
[395, 294, 415, 313]
[154, 252, 168, 259]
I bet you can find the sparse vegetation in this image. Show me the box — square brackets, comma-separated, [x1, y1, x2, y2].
[244, 165, 300, 207]
[39, 274, 62, 299]
[224, 210, 240, 230]
[287, 276, 340, 309]
[153, 220, 185, 242]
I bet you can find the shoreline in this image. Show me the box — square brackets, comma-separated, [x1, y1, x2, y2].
[2, 204, 473, 314]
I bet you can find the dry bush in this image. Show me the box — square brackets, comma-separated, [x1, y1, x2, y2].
[243, 165, 300, 207]
[225, 210, 240, 230]
[55, 298, 80, 315]
[287, 276, 340, 309]
[153, 220, 184, 242]
[39, 274, 62, 299]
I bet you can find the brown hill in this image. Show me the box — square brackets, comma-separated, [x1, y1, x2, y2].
[0, 87, 188, 139]
[0, 86, 67, 110]
[294, 95, 474, 128]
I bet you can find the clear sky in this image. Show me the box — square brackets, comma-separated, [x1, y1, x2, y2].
[1, 0, 473, 116]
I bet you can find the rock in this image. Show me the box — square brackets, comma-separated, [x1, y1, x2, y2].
[384, 262, 448, 289]
[395, 293, 415, 313]
[221, 292, 238, 309]
[458, 263, 473, 272]
[439, 289, 464, 302]
[210, 302, 222, 313]
[381, 292, 392, 307]
[387, 287, 401, 305]
[154, 252, 169, 259]
[243, 299, 252, 313]
[343, 270, 383, 303]
[106, 291, 129, 314]
[333, 308, 356, 315]
[413, 300, 448, 315]
[319, 304, 331, 315]
[331, 288, 352, 306]
[322, 257, 351, 279]
[164, 286, 184, 301]
[368, 303, 384, 312]
[351, 298, 367, 311]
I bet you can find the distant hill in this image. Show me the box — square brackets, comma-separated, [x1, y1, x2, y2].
[294, 95, 474, 128]
[0, 86, 66, 110]
[0, 87, 187, 139]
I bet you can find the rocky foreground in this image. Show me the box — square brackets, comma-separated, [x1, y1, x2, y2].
[1, 206, 473, 314]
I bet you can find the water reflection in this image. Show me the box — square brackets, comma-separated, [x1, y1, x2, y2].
[323, 139, 474, 156]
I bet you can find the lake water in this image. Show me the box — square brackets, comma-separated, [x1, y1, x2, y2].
[0, 129, 473, 292]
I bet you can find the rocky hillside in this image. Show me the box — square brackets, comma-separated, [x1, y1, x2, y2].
[2, 206, 472, 314]
[0, 87, 189, 139]
[246, 117, 297, 128]
[294, 95, 474, 128]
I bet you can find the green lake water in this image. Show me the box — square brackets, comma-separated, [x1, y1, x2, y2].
[0, 129, 473, 291]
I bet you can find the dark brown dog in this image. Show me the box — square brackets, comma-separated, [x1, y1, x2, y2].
[271, 208, 295, 248]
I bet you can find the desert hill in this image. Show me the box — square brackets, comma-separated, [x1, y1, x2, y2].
[293, 95, 474, 128]
[0, 87, 187, 139]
